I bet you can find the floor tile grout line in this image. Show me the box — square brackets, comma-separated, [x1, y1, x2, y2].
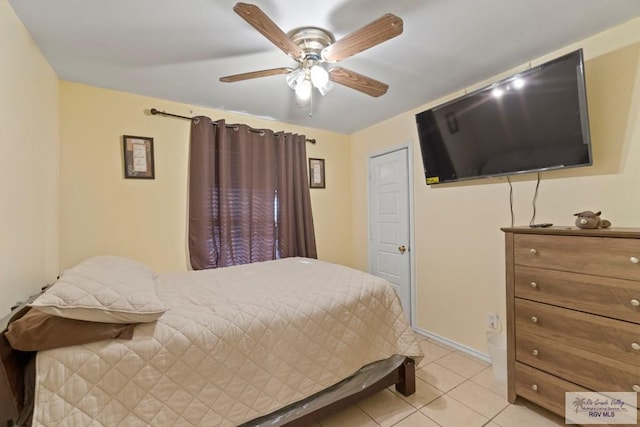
[438, 388, 492, 424]
[416, 362, 469, 394]
[485, 401, 511, 426]
[462, 375, 509, 401]
[389, 407, 443, 427]
[387, 408, 417, 426]
[357, 401, 381, 426]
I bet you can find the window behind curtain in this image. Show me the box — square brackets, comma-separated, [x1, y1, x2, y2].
[188, 117, 316, 270]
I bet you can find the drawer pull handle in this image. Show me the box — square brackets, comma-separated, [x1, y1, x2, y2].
[532, 349, 539, 356]
[531, 316, 538, 323]
[530, 282, 538, 288]
[631, 256, 639, 264]
[633, 385, 640, 393]
[530, 248, 537, 255]
[632, 343, 640, 351]
[631, 299, 640, 307]
[531, 384, 538, 391]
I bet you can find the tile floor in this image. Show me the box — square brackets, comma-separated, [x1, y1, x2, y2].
[313, 334, 567, 427]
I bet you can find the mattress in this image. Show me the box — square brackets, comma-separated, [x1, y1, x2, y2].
[31, 258, 422, 426]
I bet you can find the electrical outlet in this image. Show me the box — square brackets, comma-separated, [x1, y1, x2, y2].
[487, 313, 499, 331]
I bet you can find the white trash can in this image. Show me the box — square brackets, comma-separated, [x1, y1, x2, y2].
[486, 331, 507, 381]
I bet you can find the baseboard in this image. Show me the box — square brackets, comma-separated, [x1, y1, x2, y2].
[414, 327, 491, 363]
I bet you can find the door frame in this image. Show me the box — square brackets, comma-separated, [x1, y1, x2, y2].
[367, 142, 416, 327]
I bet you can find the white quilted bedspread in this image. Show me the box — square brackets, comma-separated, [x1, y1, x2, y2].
[32, 258, 422, 426]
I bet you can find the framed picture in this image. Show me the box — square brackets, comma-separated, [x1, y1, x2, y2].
[123, 135, 155, 179]
[309, 158, 325, 189]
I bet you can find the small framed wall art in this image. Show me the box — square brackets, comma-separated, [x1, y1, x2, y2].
[123, 135, 155, 179]
[309, 158, 325, 189]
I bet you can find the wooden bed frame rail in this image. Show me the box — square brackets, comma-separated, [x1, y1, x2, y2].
[280, 357, 415, 426]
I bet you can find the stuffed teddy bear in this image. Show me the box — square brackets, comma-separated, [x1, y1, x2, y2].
[573, 210, 612, 229]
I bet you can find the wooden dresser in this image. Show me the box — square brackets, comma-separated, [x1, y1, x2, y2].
[502, 226, 640, 420]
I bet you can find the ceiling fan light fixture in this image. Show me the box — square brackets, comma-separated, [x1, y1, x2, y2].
[286, 68, 305, 90]
[316, 79, 334, 96]
[295, 78, 312, 100]
[310, 64, 333, 95]
[310, 65, 329, 87]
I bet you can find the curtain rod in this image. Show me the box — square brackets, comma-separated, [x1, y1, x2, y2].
[149, 108, 316, 144]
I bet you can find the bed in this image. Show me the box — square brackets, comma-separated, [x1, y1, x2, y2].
[1, 256, 422, 426]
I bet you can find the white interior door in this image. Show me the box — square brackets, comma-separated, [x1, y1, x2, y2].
[368, 148, 412, 322]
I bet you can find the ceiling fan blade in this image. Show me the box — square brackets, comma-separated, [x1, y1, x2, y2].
[220, 67, 293, 83]
[328, 67, 388, 97]
[233, 3, 304, 60]
[322, 14, 403, 63]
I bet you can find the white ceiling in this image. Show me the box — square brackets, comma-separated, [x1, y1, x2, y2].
[9, 0, 640, 134]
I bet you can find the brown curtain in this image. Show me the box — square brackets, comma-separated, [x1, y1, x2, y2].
[189, 117, 316, 269]
[275, 132, 317, 259]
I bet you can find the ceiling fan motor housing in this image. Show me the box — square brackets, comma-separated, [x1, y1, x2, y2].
[287, 27, 335, 63]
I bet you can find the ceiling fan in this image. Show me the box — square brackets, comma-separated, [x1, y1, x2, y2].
[219, 3, 403, 101]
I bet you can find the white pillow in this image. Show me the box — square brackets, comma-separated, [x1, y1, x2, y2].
[30, 256, 169, 323]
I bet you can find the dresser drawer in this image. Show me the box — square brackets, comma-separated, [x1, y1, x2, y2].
[515, 265, 640, 324]
[515, 362, 640, 425]
[516, 330, 640, 395]
[515, 362, 590, 419]
[514, 234, 640, 281]
[515, 298, 640, 366]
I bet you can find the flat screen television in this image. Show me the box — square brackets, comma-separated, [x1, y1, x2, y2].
[415, 49, 592, 185]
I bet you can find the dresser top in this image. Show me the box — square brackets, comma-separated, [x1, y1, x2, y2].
[501, 226, 640, 238]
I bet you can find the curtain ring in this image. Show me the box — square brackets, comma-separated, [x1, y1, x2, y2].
[259, 130, 265, 136]
[192, 117, 200, 124]
[233, 125, 239, 131]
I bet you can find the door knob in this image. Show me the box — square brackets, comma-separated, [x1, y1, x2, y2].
[398, 245, 407, 254]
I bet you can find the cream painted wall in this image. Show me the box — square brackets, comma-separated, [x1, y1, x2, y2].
[0, 1, 59, 313]
[59, 82, 352, 273]
[350, 18, 640, 354]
